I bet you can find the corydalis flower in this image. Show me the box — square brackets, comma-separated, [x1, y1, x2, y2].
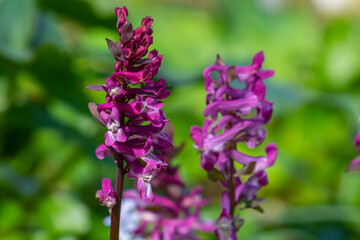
[96, 178, 117, 212]
[89, 6, 172, 203]
[191, 52, 277, 238]
[347, 131, 360, 172]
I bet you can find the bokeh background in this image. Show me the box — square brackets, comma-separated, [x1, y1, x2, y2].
[1, 0, 360, 239]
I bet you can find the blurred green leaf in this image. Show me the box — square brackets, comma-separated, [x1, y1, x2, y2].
[0, 200, 23, 232]
[37, 192, 91, 234]
[0, 0, 36, 61]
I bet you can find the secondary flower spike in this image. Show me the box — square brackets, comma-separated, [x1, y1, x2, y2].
[88, 5, 172, 208]
[191, 52, 277, 239]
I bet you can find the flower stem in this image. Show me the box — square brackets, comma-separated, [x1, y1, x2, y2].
[229, 158, 235, 217]
[110, 152, 125, 240]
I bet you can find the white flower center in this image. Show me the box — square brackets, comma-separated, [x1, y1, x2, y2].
[108, 120, 120, 133]
[110, 87, 120, 96]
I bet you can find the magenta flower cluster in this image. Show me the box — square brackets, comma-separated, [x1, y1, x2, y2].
[191, 52, 278, 239]
[89, 6, 172, 205]
[123, 130, 215, 239]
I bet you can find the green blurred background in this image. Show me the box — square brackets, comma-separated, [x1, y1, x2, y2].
[1, 0, 360, 239]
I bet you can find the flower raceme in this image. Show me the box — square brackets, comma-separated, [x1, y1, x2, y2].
[89, 6, 172, 206]
[191, 51, 278, 239]
[90, 5, 213, 240]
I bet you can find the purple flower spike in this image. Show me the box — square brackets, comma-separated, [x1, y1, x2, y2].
[96, 178, 117, 212]
[191, 52, 277, 237]
[348, 131, 360, 172]
[89, 5, 173, 204]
